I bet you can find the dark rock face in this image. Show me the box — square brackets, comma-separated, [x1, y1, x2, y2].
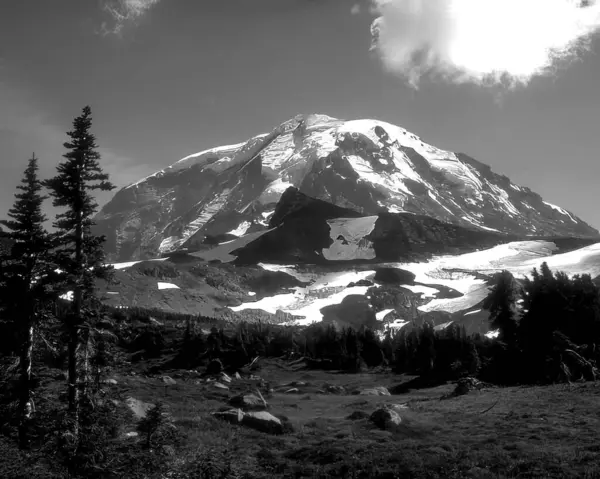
[94, 115, 598, 263]
[374, 268, 417, 285]
[269, 187, 362, 228]
[229, 198, 514, 265]
[367, 213, 516, 262]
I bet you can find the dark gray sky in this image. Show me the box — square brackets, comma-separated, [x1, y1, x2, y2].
[1, 0, 600, 228]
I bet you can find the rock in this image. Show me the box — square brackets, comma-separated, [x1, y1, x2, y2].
[220, 373, 232, 383]
[358, 386, 391, 396]
[212, 408, 244, 425]
[370, 408, 402, 430]
[212, 408, 284, 435]
[284, 388, 300, 394]
[206, 359, 224, 375]
[347, 411, 370, 420]
[242, 411, 284, 435]
[381, 403, 409, 412]
[229, 393, 268, 411]
[290, 381, 307, 387]
[103, 378, 118, 385]
[162, 376, 177, 386]
[325, 385, 346, 394]
[235, 372, 242, 380]
[451, 377, 483, 397]
[213, 382, 229, 390]
[125, 397, 154, 420]
[149, 318, 164, 326]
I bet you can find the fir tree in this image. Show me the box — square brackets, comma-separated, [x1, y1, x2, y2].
[483, 270, 520, 345]
[43, 106, 115, 438]
[0, 154, 53, 449]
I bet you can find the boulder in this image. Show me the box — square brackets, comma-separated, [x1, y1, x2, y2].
[212, 408, 244, 425]
[206, 359, 224, 375]
[290, 381, 307, 387]
[370, 408, 402, 430]
[452, 377, 483, 397]
[162, 376, 177, 386]
[103, 378, 118, 385]
[213, 382, 229, 390]
[212, 408, 284, 435]
[358, 386, 391, 396]
[229, 393, 268, 411]
[242, 411, 284, 435]
[325, 385, 346, 394]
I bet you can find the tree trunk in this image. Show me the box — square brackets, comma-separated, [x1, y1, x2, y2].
[67, 322, 79, 416]
[68, 209, 83, 437]
[80, 327, 90, 400]
[17, 321, 34, 449]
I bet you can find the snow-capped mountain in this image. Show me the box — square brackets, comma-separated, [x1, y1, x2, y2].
[94, 113, 598, 262]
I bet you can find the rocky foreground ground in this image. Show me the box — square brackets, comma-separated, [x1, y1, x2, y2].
[17, 356, 599, 479]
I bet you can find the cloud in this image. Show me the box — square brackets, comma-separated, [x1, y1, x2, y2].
[351, 4, 361, 15]
[369, 0, 600, 89]
[101, 0, 162, 35]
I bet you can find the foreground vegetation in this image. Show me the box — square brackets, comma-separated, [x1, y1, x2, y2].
[0, 106, 599, 477]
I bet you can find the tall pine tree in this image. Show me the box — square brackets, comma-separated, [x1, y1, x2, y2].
[483, 270, 520, 346]
[0, 154, 52, 449]
[44, 106, 115, 438]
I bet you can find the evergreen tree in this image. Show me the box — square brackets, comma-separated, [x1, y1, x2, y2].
[483, 270, 520, 345]
[393, 328, 409, 373]
[463, 339, 481, 376]
[415, 323, 436, 374]
[0, 154, 53, 449]
[43, 106, 115, 439]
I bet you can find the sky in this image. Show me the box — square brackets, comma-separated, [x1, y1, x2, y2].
[1, 0, 600, 229]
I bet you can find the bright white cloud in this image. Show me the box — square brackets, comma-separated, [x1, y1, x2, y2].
[370, 0, 600, 88]
[101, 0, 162, 35]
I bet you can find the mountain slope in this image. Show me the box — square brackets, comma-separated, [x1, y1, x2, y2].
[94, 114, 598, 262]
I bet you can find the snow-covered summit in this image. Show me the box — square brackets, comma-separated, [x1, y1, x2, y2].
[94, 113, 598, 262]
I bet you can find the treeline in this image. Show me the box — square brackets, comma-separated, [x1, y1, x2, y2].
[159, 264, 600, 387]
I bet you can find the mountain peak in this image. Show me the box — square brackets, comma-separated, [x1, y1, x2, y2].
[94, 115, 598, 262]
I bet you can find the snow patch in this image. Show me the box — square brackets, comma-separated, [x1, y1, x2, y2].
[399, 284, 439, 298]
[157, 282, 180, 290]
[110, 258, 168, 270]
[323, 216, 378, 261]
[60, 291, 73, 301]
[543, 201, 578, 223]
[228, 221, 251, 237]
[376, 309, 395, 321]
